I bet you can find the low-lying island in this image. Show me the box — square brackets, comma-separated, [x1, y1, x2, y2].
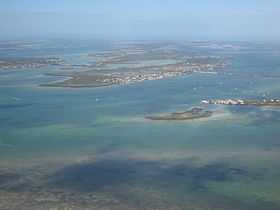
[146, 107, 213, 121]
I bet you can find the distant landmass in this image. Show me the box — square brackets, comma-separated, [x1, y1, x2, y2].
[40, 43, 227, 88]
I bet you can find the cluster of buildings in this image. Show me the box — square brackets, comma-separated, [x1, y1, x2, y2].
[202, 98, 280, 106]
[205, 99, 246, 105]
[262, 99, 280, 103]
[104, 71, 185, 85]
[100, 61, 224, 86]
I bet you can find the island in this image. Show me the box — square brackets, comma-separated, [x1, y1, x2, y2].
[202, 99, 280, 107]
[41, 43, 228, 88]
[145, 107, 213, 121]
[0, 57, 64, 70]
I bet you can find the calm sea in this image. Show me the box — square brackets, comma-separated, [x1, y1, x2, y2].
[0, 39, 280, 209]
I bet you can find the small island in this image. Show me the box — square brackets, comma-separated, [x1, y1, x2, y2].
[146, 107, 213, 121]
[202, 99, 280, 107]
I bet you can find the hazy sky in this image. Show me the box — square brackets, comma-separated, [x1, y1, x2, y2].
[0, 0, 279, 41]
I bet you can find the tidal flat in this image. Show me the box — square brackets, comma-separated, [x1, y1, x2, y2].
[1, 40, 280, 209]
[1, 153, 280, 210]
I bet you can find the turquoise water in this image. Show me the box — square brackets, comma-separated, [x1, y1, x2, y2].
[1, 40, 280, 209]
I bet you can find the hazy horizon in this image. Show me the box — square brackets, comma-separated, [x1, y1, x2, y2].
[0, 0, 280, 42]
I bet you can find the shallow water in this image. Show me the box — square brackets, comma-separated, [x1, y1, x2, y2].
[0, 40, 280, 209]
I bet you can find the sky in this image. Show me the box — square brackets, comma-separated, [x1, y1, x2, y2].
[0, 0, 279, 41]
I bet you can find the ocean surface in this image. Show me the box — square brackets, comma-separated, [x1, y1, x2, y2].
[1, 39, 280, 210]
